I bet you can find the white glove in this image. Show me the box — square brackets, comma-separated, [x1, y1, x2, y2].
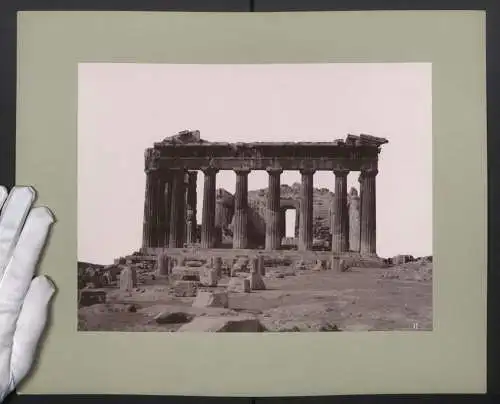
[0, 186, 56, 403]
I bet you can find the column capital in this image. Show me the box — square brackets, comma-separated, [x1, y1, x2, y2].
[333, 165, 350, 177]
[266, 167, 283, 175]
[201, 167, 219, 175]
[360, 167, 379, 178]
[187, 170, 198, 178]
[300, 168, 316, 175]
[144, 148, 161, 173]
[234, 168, 251, 175]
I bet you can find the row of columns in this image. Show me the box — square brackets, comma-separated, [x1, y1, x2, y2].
[329, 167, 377, 255]
[143, 166, 378, 255]
[142, 168, 198, 249]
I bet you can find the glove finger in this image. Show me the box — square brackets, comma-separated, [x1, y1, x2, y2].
[0, 206, 54, 340]
[11, 275, 55, 386]
[0, 187, 36, 280]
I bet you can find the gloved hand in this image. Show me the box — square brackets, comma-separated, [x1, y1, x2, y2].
[0, 186, 56, 403]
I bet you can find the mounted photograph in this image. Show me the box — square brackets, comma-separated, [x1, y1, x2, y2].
[77, 62, 432, 332]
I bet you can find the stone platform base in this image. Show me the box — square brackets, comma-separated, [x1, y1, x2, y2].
[128, 248, 388, 269]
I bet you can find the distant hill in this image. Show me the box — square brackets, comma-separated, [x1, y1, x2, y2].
[77, 261, 105, 271]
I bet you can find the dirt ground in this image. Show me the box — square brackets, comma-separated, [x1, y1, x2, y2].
[78, 261, 432, 332]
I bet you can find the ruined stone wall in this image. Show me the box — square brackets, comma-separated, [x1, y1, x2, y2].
[215, 184, 360, 246]
[247, 199, 267, 247]
[248, 183, 336, 241]
[215, 189, 234, 243]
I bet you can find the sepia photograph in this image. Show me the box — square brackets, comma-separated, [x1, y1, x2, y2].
[77, 62, 432, 332]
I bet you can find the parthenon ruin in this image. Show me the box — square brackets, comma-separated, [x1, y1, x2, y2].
[141, 130, 388, 257]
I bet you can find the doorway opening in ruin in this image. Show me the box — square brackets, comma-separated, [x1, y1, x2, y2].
[285, 209, 296, 238]
[279, 202, 299, 250]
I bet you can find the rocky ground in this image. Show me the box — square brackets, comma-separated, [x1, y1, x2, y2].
[78, 259, 432, 332]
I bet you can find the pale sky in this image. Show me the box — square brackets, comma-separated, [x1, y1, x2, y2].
[77, 63, 432, 265]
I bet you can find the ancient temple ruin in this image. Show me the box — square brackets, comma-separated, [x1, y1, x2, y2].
[141, 130, 388, 257]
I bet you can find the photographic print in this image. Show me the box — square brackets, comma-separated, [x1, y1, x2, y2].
[77, 62, 432, 333]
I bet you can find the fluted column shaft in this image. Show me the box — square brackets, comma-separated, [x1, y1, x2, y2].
[155, 174, 167, 247]
[299, 169, 315, 251]
[265, 168, 282, 250]
[186, 171, 198, 245]
[169, 169, 185, 248]
[201, 168, 218, 248]
[142, 169, 158, 248]
[348, 190, 361, 252]
[332, 168, 350, 253]
[163, 173, 173, 247]
[295, 208, 300, 238]
[359, 168, 378, 256]
[233, 169, 250, 249]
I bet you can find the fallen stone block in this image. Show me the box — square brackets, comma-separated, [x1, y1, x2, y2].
[192, 290, 229, 308]
[172, 280, 199, 297]
[79, 290, 106, 307]
[312, 259, 326, 271]
[119, 267, 137, 291]
[318, 323, 342, 331]
[331, 257, 347, 272]
[227, 277, 250, 293]
[154, 311, 194, 324]
[247, 272, 266, 291]
[177, 316, 267, 332]
[231, 264, 248, 276]
[185, 259, 204, 267]
[392, 254, 414, 265]
[294, 260, 306, 271]
[231, 257, 249, 273]
[199, 266, 218, 287]
[170, 266, 201, 281]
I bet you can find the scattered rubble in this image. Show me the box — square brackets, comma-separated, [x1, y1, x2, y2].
[78, 251, 432, 332]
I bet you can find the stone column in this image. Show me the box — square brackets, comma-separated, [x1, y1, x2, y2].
[348, 187, 361, 252]
[331, 167, 350, 253]
[265, 168, 282, 250]
[185, 171, 198, 245]
[295, 208, 300, 238]
[155, 174, 167, 247]
[201, 167, 218, 248]
[168, 169, 185, 248]
[163, 172, 173, 247]
[299, 168, 315, 251]
[142, 169, 157, 249]
[119, 267, 137, 292]
[359, 167, 378, 256]
[233, 168, 250, 249]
